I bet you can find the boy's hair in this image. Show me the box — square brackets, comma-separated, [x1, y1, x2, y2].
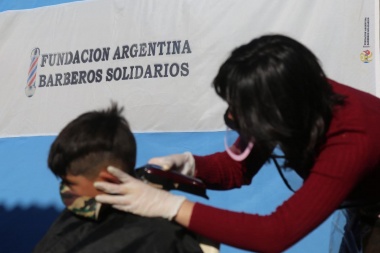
[48, 103, 136, 179]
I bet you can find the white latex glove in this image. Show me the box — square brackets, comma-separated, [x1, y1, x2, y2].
[94, 166, 186, 220]
[148, 152, 195, 177]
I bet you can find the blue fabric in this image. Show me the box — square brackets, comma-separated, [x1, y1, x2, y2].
[0, 0, 82, 12]
[0, 133, 332, 253]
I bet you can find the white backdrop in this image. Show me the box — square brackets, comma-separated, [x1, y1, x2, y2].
[0, 0, 378, 137]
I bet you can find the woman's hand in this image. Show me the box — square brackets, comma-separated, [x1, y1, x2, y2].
[94, 166, 186, 220]
[148, 152, 196, 176]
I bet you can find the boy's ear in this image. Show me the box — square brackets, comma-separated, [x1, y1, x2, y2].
[99, 169, 121, 184]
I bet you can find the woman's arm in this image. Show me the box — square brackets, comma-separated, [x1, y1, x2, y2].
[179, 128, 377, 252]
[194, 143, 274, 189]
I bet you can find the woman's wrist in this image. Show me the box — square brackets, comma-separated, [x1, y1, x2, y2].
[174, 199, 195, 227]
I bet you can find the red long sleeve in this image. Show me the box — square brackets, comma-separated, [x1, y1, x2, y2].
[190, 80, 380, 253]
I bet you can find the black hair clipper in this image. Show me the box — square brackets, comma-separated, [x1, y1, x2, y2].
[135, 164, 208, 199]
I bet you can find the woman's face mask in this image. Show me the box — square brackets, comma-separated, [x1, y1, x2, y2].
[224, 108, 240, 132]
[223, 108, 254, 162]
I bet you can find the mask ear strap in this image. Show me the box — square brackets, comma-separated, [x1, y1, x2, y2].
[224, 108, 239, 131]
[224, 136, 254, 161]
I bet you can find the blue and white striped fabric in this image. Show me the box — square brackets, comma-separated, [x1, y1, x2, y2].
[0, 1, 378, 252]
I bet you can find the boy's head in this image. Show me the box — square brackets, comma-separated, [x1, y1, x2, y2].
[48, 103, 136, 197]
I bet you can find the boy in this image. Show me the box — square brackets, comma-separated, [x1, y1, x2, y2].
[33, 104, 204, 253]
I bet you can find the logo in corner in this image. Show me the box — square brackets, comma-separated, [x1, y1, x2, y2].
[360, 50, 372, 63]
[25, 48, 40, 97]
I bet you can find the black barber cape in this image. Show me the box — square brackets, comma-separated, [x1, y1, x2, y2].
[33, 206, 203, 253]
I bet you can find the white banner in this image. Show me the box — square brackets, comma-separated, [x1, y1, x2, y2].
[0, 0, 378, 137]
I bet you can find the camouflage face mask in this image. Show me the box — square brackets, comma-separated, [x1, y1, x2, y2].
[59, 183, 101, 220]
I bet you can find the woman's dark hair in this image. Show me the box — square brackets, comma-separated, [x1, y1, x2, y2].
[213, 34, 345, 175]
[48, 103, 136, 178]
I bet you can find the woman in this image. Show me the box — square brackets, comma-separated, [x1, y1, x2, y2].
[94, 34, 380, 253]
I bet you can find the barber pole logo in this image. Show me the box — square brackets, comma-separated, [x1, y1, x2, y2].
[25, 48, 40, 97]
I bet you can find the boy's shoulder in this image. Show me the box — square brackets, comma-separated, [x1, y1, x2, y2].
[33, 208, 203, 253]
